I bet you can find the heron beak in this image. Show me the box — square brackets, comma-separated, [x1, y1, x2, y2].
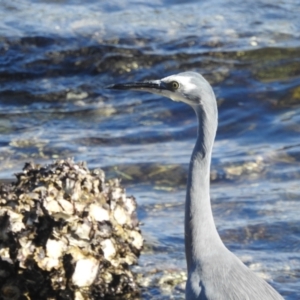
[107, 80, 165, 91]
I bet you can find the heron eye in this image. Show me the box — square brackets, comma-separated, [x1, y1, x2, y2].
[171, 81, 179, 90]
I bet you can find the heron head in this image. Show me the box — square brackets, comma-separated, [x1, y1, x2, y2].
[108, 71, 216, 110]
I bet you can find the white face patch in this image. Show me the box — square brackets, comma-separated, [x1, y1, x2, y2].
[158, 89, 181, 102]
[169, 93, 182, 102]
[160, 74, 198, 103]
[162, 74, 198, 92]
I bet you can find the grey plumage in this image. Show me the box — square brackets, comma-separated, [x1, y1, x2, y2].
[108, 71, 283, 300]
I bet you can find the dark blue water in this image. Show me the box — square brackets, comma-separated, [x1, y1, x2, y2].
[1, 0, 300, 299]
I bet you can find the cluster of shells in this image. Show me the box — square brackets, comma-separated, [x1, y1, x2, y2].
[0, 159, 143, 299]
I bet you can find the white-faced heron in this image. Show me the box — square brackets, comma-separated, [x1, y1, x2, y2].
[108, 72, 283, 300]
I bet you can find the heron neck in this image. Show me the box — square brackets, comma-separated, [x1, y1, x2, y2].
[185, 105, 223, 272]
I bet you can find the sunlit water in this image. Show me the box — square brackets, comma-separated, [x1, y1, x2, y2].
[1, 0, 300, 299]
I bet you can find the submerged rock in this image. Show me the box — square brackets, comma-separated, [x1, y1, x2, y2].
[0, 159, 143, 299]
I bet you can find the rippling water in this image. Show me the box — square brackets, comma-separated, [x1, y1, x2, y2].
[1, 0, 300, 299]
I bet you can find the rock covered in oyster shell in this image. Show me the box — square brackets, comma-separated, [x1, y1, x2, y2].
[0, 159, 143, 299]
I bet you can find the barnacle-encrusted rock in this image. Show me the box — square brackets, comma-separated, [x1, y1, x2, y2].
[0, 159, 143, 299]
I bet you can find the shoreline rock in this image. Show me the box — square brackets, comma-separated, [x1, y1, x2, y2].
[0, 159, 143, 299]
